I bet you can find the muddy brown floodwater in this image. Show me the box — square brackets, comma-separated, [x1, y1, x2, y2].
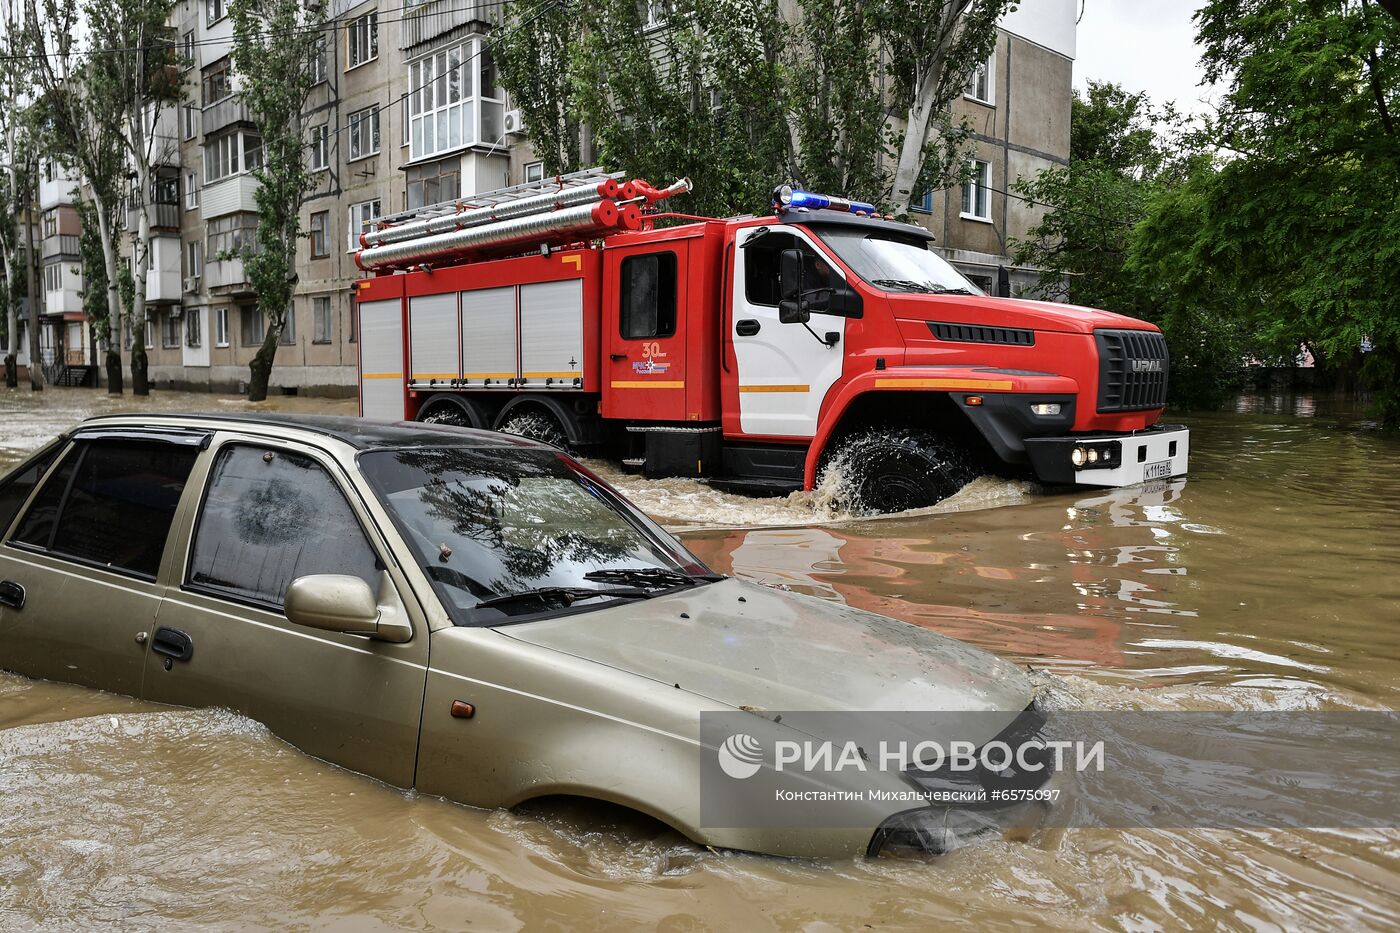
[2, 386, 1398, 930]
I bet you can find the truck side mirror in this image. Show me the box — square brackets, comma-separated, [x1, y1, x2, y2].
[778, 249, 810, 324]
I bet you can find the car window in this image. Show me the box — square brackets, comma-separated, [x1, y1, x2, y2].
[11, 440, 200, 579]
[620, 251, 678, 339]
[187, 444, 380, 609]
[744, 232, 821, 306]
[0, 441, 64, 536]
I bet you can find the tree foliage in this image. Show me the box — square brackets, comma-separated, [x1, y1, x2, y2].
[228, 0, 324, 401]
[1172, 0, 1400, 424]
[493, 0, 1007, 217]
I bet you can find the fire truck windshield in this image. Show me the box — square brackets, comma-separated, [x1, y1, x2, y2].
[815, 228, 984, 296]
[358, 446, 714, 624]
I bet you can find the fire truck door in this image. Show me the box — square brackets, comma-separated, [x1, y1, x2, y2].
[603, 248, 687, 421]
[731, 227, 847, 438]
[358, 298, 406, 420]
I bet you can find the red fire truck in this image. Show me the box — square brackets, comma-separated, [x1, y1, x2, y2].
[354, 170, 1188, 513]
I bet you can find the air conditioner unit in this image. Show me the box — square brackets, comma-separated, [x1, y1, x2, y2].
[502, 109, 526, 137]
[183, 276, 200, 293]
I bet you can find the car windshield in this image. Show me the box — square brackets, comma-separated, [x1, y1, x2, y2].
[358, 446, 713, 624]
[814, 228, 984, 295]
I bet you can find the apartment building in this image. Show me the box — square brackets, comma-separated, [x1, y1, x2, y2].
[112, 0, 1075, 395]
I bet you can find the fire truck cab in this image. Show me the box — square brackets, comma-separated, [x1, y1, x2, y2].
[356, 174, 1188, 513]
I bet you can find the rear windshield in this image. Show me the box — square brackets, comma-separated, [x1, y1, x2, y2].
[359, 446, 710, 625]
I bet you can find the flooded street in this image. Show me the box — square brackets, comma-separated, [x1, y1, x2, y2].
[2, 386, 1398, 930]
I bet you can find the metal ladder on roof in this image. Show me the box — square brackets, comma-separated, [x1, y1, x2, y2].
[372, 167, 625, 231]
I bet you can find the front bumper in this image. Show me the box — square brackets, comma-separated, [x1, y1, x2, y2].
[1023, 424, 1190, 487]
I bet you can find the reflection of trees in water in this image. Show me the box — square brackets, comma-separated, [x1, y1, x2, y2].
[390, 449, 640, 595]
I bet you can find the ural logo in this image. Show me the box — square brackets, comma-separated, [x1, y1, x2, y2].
[717, 733, 764, 779]
[1131, 358, 1163, 373]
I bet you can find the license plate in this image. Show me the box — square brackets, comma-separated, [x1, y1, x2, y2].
[1144, 459, 1173, 480]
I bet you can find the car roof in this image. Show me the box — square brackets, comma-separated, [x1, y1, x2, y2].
[73, 412, 549, 451]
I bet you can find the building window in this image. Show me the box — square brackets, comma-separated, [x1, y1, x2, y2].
[279, 308, 296, 345]
[186, 308, 202, 348]
[406, 38, 505, 161]
[347, 106, 380, 160]
[185, 172, 199, 210]
[524, 160, 544, 184]
[961, 159, 992, 221]
[911, 190, 934, 214]
[309, 210, 330, 258]
[181, 104, 197, 140]
[181, 30, 195, 68]
[347, 12, 378, 69]
[204, 131, 262, 183]
[313, 296, 332, 343]
[153, 174, 179, 206]
[41, 209, 57, 237]
[215, 306, 229, 347]
[208, 213, 258, 259]
[644, 0, 672, 28]
[620, 252, 678, 339]
[202, 57, 232, 106]
[239, 305, 264, 346]
[309, 124, 329, 170]
[43, 263, 62, 292]
[406, 158, 459, 210]
[145, 319, 155, 350]
[185, 240, 203, 281]
[347, 199, 380, 252]
[965, 52, 994, 105]
[162, 311, 181, 348]
[206, 0, 225, 25]
[310, 36, 328, 84]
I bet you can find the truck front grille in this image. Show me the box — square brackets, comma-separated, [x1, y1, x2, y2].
[1095, 329, 1169, 412]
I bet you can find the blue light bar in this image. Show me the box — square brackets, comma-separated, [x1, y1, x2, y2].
[773, 184, 877, 217]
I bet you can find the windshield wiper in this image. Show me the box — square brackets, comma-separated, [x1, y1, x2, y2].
[473, 585, 650, 614]
[584, 567, 724, 589]
[870, 278, 936, 293]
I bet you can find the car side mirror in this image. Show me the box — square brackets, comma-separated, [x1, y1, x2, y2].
[285, 573, 411, 642]
[778, 248, 810, 324]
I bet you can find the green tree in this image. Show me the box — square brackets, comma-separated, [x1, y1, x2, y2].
[1181, 0, 1400, 423]
[83, 0, 183, 395]
[494, 0, 1008, 217]
[227, 0, 325, 401]
[1011, 82, 1256, 406]
[26, 0, 131, 393]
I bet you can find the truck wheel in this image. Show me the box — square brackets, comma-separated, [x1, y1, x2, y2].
[419, 398, 480, 428]
[818, 428, 977, 514]
[497, 409, 570, 450]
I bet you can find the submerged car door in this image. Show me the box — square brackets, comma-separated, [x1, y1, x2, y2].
[0, 430, 207, 697]
[141, 436, 428, 788]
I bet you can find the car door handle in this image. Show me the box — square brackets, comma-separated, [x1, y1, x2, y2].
[0, 580, 24, 610]
[609, 353, 627, 361]
[151, 626, 194, 663]
[735, 319, 761, 336]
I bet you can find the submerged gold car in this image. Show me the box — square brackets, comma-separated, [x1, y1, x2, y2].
[0, 414, 1046, 858]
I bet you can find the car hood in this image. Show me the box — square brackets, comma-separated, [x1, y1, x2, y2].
[889, 293, 1153, 335]
[497, 579, 1033, 714]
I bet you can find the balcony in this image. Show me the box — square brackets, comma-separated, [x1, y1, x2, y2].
[41, 234, 81, 260]
[400, 0, 502, 49]
[39, 167, 80, 209]
[145, 235, 182, 303]
[201, 96, 254, 137]
[126, 202, 182, 233]
[134, 103, 180, 165]
[43, 287, 83, 317]
[205, 257, 252, 294]
[202, 174, 260, 219]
